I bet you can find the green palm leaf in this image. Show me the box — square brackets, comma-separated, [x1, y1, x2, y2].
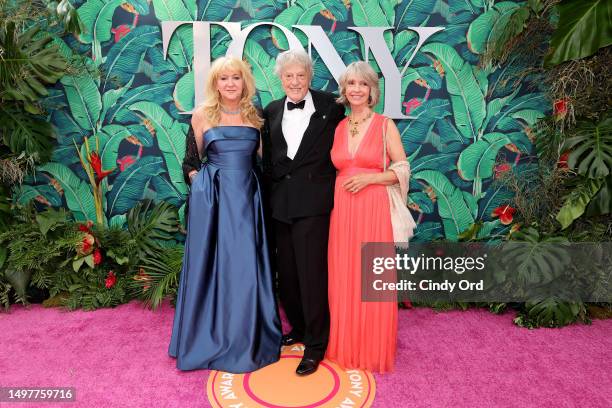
[77, 0, 125, 64]
[352, 0, 391, 27]
[101, 26, 161, 93]
[174, 71, 194, 112]
[97, 124, 131, 170]
[127, 199, 180, 259]
[458, 133, 511, 181]
[107, 156, 166, 216]
[105, 83, 174, 124]
[413, 221, 444, 242]
[466, 2, 528, 56]
[243, 40, 283, 102]
[199, 0, 236, 20]
[130, 245, 183, 309]
[128, 101, 188, 195]
[395, 0, 437, 32]
[413, 170, 475, 241]
[38, 162, 96, 221]
[273, 0, 323, 49]
[422, 42, 486, 141]
[152, 0, 195, 68]
[60, 75, 102, 132]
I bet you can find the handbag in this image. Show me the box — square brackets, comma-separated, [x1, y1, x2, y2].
[382, 118, 416, 247]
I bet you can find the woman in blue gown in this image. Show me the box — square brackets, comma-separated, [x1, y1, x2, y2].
[169, 56, 281, 372]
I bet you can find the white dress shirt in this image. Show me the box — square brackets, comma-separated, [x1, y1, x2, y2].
[281, 91, 315, 160]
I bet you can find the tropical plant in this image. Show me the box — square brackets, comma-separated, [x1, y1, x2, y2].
[0, 0, 84, 243]
[513, 297, 590, 328]
[130, 245, 183, 309]
[471, 0, 612, 329]
[0, 200, 179, 310]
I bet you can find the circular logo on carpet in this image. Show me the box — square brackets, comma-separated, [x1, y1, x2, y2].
[207, 345, 376, 407]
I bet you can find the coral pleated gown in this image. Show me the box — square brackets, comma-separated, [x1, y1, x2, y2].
[327, 113, 397, 372]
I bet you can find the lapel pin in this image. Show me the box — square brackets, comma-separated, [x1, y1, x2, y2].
[323, 115, 326, 119]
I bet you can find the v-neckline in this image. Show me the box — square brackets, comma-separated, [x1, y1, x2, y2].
[347, 113, 377, 160]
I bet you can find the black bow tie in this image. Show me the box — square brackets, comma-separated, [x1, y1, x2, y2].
[287, 100, 306, 110]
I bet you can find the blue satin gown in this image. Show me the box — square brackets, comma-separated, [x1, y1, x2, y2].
[169, 126, 281, 372]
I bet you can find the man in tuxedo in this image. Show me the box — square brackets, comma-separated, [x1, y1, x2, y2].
[261, 49, 344, 376]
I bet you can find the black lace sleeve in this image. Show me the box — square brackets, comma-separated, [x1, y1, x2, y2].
[182, 125, 201, 185]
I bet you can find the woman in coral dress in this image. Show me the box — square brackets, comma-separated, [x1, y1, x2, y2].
[327, 61, 409, 373]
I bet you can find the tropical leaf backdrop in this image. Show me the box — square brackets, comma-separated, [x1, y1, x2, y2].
[18, 0, 548, 241]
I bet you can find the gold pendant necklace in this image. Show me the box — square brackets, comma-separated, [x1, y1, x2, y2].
[348, 111, 373, 137]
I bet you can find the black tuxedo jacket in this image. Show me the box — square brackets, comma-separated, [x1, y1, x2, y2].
[261, 89, 345, 222]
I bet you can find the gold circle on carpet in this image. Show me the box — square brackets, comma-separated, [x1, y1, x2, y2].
[206, 345, 376, 408]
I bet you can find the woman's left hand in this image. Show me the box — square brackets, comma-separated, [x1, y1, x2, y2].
[342, 173, 375, 194]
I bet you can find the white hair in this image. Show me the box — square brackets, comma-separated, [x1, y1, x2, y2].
[274, 48, 313, 78]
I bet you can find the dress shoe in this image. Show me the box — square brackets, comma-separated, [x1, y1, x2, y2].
[281, 334, 302, 346]
[296, 357, 320, 376]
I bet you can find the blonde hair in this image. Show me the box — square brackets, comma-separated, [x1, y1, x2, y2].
[199, 56, 263, 129]
[336, 61, 380, 108]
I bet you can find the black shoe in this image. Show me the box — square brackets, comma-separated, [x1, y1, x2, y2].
[296, 357, 320, 376]
[281, 334, 302, 346]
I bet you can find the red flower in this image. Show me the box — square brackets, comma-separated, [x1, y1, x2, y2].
[553, 98, 568, 119]
[93, 248, 102, 266]
[78, 220, 94, 233]
[111, 25, 131, 43]
[78, 233, 95, 256]
[494, 163, 512, 179]
[88, 152, 113, 186]
[403, 98, 422, 115]
[117, 155, 136, 171]
[105, 271, 116, 289]
[558, 151, 570, 169]
[492, 205, 516, 225]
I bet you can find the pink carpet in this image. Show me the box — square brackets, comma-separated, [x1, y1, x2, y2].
[1, 302, 610, 407]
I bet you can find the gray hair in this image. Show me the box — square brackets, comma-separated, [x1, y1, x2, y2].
[336, 61, 381, 107]
[274, 48, 313, 78]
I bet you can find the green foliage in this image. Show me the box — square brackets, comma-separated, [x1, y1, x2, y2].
[564, 117, 612, 179]
[0, 206, 77, 302]
[514, 298, 590, 328]
[556, 177, 604, 229]
[413, 170, 476, 240]
[127, 200, 180, 259]
[130, 245, 183, 309]
[0, 199, 182, 311]
[545, 0, 612, 66]
[504, 226, 570, 285]
[0, 22, 67, 104]
[467, 1, 531, 63]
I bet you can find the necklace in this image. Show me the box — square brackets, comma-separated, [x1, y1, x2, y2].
[348, 111, 373, 137]
[220, 105, 241, 115]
